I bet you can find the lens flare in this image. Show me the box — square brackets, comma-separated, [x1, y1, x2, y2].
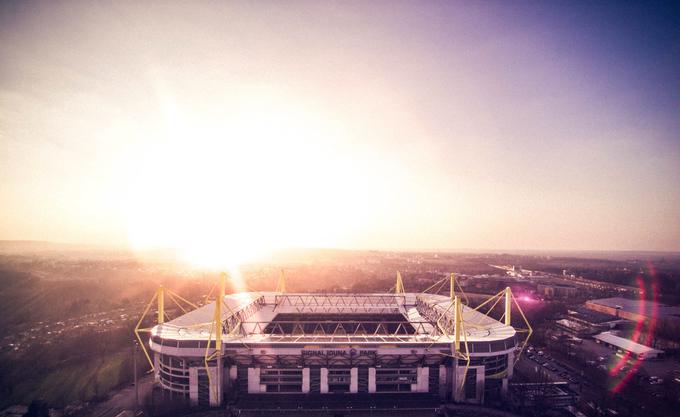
[609, 264, 658, 393]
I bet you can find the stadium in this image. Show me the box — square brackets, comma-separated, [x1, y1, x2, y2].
[136, 272, 531, 408]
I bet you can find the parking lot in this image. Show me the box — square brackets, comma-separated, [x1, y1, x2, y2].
[577, 338, 680, 379]
[516, 340, 680, 412]
[516, 346, 586, 391]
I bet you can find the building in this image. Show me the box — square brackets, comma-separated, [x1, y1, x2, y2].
[554, 319, 595, 337]
[140, 275, 526, 408]
[537, 284, 578, 299]
[553, 307, 624, 337]
[593, 331, 664, 360]
[585, 297, 680, 325]
[567, 307, 623, 329]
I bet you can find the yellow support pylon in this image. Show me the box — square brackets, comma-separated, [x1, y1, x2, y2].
[134, 283, 200, 371]
[215, 272, 225, 347]
[134, 290, 158, 370]
[450, 273, 456, 301]
[395, 271, 405, 294]
[205, 272, 227, 405]
[157, 285, 165, 324]
[510, 289, 533, 365]
[454, 295, 461, 351]
[505, 286, 512, 326]
[276, 269, 286, 293]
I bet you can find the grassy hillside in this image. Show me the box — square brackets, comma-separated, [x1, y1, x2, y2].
[0, 258, 212, 410]
[7, 351, 133, 408]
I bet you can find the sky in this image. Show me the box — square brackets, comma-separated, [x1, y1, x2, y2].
[1, 1, 679, 262]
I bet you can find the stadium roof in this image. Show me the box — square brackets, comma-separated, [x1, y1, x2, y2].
[593, 332, 663, 356]
[151, 292, 517, 345]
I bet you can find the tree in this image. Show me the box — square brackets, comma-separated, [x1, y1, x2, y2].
[23, 400, 49, 417]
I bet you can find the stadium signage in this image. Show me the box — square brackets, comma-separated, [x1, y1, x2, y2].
[302, 348, 375, 356]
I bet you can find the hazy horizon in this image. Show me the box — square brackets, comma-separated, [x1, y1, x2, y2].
[2, 238, 679, 258]
[2, 1, 679, 265]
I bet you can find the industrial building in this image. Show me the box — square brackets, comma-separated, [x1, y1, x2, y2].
[585, 297, 680, 323]
[593, 331, 664, 360]
[537, 284, 578, 299]
[554, 307, 624, 337]
[136, 273, 531, 408]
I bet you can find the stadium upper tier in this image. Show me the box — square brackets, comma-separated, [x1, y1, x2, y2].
[150, 292, 517, 348]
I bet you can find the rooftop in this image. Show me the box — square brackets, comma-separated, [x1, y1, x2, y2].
[568, 307, 623, 324]
[593, 332, 664, 356]
[555, 318, 591, 333]
[587, 297, 680, 319]
[151, 292, 517, 345]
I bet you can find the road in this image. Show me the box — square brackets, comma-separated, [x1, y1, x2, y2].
[86, 375, 154, 417]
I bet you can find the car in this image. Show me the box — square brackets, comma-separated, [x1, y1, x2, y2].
[649, 376, 663, 385]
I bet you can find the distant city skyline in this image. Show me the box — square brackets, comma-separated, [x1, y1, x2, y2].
[1, 1, 679, 264]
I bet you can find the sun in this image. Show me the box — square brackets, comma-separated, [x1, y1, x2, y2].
[122, 86, 383, 272]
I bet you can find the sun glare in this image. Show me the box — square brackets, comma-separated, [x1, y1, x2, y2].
[122, 85, 391, 271]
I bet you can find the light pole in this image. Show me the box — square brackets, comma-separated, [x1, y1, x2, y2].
[133, 339, 139, 412]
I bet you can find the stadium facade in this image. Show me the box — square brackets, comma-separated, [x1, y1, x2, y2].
[137, 273, 529, 407]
